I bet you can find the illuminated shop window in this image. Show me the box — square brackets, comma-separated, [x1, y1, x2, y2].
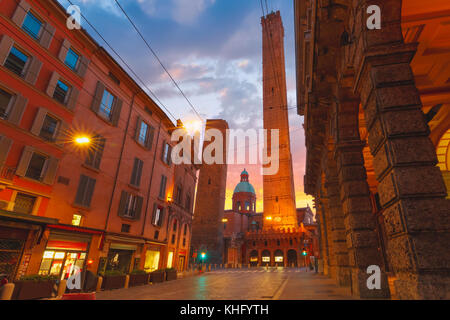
[72, 214, 82, 226]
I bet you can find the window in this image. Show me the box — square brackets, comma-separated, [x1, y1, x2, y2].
[171, 234, 176, 245]
[176, 186, 182, 204]
[183, 224, 187, 236]
[289, 239, 293, 246]
[121, 224, 131, 233]
[25, 153, 47, 181]
[154, 230, 159, 240]
[130, 158, 144, 187]
[39, 114, 59, 142]
[182, 238, 186, 247]
[0, 88, 13, 119]
[5, 47, 28, 76]
[74, 175, 96, 208]
[72, 214, 82, 226]
[53, 80, 69, 104]
[152, 206, 164, 227]
[162, 143, 172, 165]
[22, 11, 42, 40]
[13, 193, 36, 215]
[139, 122, 149, 145]
[277, 240, 280, 246]
[99, 89, 115, 120]
[64, 48, 79, 71]
[123, 194, 141, 219]
[185, 195, 191, 211]
[173, 220, 177, 232]
[159, 175, 167, 199]
[85, 135, 105, 169]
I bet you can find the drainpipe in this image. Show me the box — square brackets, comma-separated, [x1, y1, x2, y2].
[104, 93, 136, 231]
[141, 118, 163, 236]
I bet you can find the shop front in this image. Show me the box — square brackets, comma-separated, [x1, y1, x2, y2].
[38, 230, 92, 281]
[261, 250, 271, 266]
[274, 250, 284, 267]
[102, 235, 146, 274]
[177, 249, 187, 272]
[143, 242, 165, 272]
[0, 210, 58, 281]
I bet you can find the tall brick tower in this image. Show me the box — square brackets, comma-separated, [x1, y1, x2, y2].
[191, 119, 229, 264]
[261, 11, 297, 229]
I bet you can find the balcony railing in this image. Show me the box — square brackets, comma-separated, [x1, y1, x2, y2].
[0, 166, 16, 182]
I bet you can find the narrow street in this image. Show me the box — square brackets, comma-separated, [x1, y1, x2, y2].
[95, 268, 354, 300]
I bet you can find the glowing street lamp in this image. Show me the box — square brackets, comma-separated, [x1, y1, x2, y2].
[265, 216, 273, 221]
[183, 120, 203, 136]
[74, 136, 91, 145]
[221, 218, 228, 223]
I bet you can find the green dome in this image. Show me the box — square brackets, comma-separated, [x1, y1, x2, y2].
[234, 181, 256, 194]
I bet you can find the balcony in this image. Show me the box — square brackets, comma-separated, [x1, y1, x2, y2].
[0, 166, 15, 184]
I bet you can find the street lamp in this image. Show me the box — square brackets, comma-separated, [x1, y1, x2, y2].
[74, 136, 91, 145]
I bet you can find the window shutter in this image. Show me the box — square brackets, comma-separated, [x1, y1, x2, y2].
[11, 0, 30, 26]
[158, 208, 164, 227]
[85, 177, 96, 207]
[77, 56, 90, 78]
[58, 39, 70, 62]
[16, 146, 34, 177]
[146, 126, 155, 150]
[0, 35, 14, 66]
[75, 175, 88, 206]
[151, 203, 157, 225]
[7, 94, 27, 126]
[134, 116, 142, 142]
[161, 141, 166, 162]
[0, 136, 12, 168]
[30, 107, 48, 136]
[24, 56, 42, 85]
[91, 81, 105, 114]
[111, 98, 122, 126]
[93, 137, 105, 169]
[42, 157, 58, 185]
[56, 121, 68, 147]
[118, 191, 128, 217]
[136, 159, 143, 186]
[134, 196, 143, 220]
[66, 86, 79, 111]
[39, 23, 55, 49]
[46, 71, 59, 97]
[130, 158, 139, 186]
[168, 145, 173, 165]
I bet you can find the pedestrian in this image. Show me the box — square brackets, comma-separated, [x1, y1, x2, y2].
[314, 256, 319, 273]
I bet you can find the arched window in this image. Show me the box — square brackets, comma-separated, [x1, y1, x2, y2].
[437, 129, 450, 199]
[245, 201, 250, 211]
[236, 201, 241, 211]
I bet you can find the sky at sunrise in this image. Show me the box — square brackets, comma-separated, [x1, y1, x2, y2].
[58, 0, 315, 212]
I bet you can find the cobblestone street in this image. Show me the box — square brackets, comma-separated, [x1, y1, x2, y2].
[95, 268, 355, 300]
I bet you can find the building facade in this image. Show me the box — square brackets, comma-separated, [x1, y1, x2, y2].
[223, 170, 318, 267]
[0, 0, 197, 283]
[294, 0, 450, 299]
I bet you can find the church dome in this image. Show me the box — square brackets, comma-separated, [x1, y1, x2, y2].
[233, 169, 256, 194]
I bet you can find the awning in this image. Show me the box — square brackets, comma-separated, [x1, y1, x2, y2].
[0, 209, 58, 226]
[106, 235, 146, 245]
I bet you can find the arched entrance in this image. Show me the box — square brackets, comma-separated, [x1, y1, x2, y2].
[287, 249, 297, 267]
[274, 249, 284, 267]
[261, 250, 270, 267]
[437, 129, 450, 198]
[249, 250, 258, 266]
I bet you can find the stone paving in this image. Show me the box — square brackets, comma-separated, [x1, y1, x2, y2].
[95, 267, 355, 300]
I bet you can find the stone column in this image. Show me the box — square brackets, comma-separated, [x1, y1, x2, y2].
[324, 150, 352, 286]
[316, 200, 330, 276]
[350, 0, 450, 299]
[335, 141, 391, 298]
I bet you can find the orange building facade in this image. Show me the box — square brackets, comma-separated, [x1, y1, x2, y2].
[0, 0, 196, 283]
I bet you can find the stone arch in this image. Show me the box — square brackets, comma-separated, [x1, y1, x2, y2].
[287, 249, 297, 267]
[437, 129, 450, 198]
[345, 0, 450, 299]
[274, 249, 284, 267]
[261, 249, 271, 266]
[249, 250, 258, 266]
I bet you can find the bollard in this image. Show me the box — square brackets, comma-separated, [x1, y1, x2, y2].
[208, 265, 211, 272]
[239, 264, 242, 269]
[96, 276, 103, 292]
[248, 264, 251, 268]
[124, 275, 130, 289]
[0, 283, 15, 300]
[57, 280, 67, 298]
